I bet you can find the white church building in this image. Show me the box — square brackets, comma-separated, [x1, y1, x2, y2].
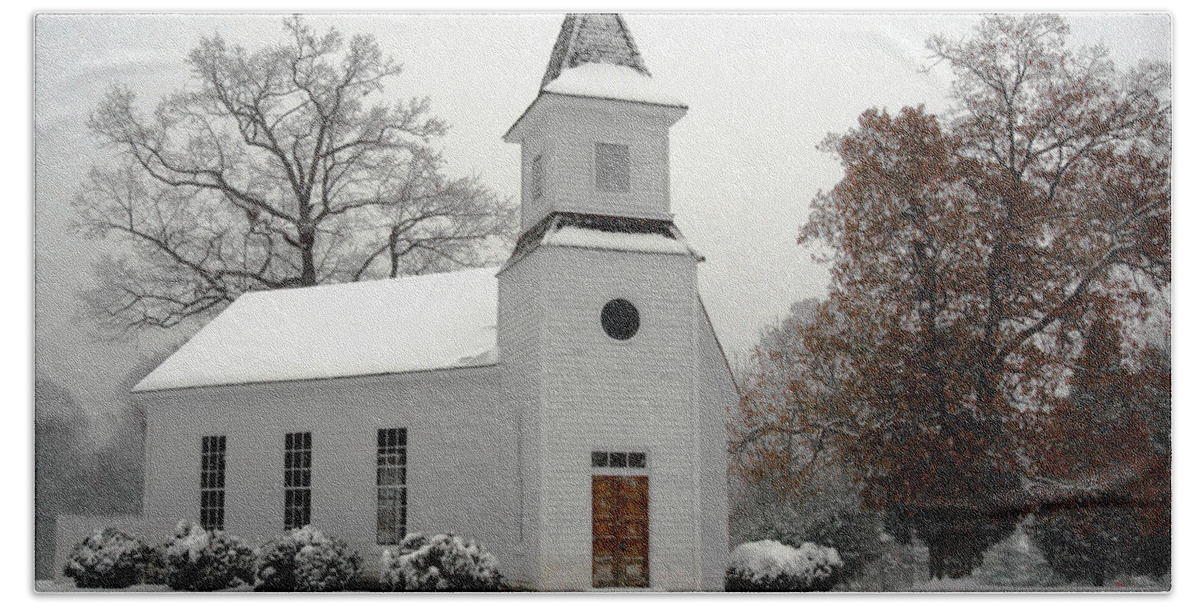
[60, 14, 734, 591]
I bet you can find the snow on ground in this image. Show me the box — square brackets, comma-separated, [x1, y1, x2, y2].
[541, 63, 685, 107]
[134, 266, 500, 391]
[910, 575, 1169, 592]
[36, 580, 253, 592]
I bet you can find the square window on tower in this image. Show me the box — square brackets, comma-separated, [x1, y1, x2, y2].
[595, 143, 630, 193]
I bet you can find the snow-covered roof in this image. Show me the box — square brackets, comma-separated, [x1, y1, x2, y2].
[544, 224, 693, 255]
[542, 63, 684, 107]
[134, 266, 499, 392]
[504, 212, 702, 270]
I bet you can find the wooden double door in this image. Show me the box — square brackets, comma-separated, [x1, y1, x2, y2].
[592, 475, 649, 588]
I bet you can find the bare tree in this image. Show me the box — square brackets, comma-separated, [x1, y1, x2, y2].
[75, 16, 515, 332]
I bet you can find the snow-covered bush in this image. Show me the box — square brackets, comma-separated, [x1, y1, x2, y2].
[726, 539, 843, 592]
[767, 506, 885, 586]
[379, 532, 503, 591]
[254, 526, 362, 591]
[162, 521, 255, 591]
[62, 527, 156, 589]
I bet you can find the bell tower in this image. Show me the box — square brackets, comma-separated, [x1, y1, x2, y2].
[498, 14, 728, 591]
[504, 14, 687, 231]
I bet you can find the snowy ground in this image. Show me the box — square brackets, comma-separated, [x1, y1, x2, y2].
[35, 580, 252, 593]
[910, 576, 1170, 592]
[37, 577, 1167, 593]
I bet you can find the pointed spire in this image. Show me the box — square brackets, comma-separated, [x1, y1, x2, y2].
[540, 14, 651, 89]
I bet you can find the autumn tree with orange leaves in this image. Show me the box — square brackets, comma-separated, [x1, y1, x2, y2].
[733, 14, 1169, 582]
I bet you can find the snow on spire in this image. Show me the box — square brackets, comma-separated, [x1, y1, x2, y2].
[535, 13, 684, 108]
[540, 13, 651, 90]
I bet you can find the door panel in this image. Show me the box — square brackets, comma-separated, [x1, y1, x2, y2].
[592, 475, 649, 588]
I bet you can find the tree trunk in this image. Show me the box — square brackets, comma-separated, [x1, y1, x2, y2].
[298, 223, 318, 286]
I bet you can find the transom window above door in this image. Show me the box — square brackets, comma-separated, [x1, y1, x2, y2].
[592, 450, 646, 468]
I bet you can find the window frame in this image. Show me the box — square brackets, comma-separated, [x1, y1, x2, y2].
[283, 431, 312, 530]
[200, 435, 226, 531]
[376, 427, 408, 545]
[591, 450, 649, 476]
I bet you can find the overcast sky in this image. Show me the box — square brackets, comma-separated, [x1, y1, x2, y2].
[33, 12, 1171, 420]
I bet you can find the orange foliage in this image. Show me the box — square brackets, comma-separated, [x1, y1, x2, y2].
[731, 15, 1170, 579]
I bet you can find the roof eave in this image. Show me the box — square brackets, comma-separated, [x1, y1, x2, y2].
[504, 90, 689, 142]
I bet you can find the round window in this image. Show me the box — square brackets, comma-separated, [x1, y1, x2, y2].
[600, 301, 638, 342]
[601, 298, 640, 341]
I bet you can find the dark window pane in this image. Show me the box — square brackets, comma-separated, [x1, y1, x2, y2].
[381, 468, 402, 486]
[609, 452, 627, 468]
[629, 452, 646, 468]
[200, 436, 226, 532]
[601, 299, 640, 340]
[592, 451, 609, 467]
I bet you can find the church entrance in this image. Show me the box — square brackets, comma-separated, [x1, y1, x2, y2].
[591, 475, 649, 588]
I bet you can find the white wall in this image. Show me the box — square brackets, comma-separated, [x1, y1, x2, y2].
[137, 365, 521, 578]
[696, 306, 736, 590]
[516, 243, 707, 590]
[497, 254, 545, 587]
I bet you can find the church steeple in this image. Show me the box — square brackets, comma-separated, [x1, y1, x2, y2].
[505, 13, 687, 233]
[540, 14, 650, 89]
[496, 14, 729, 590]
